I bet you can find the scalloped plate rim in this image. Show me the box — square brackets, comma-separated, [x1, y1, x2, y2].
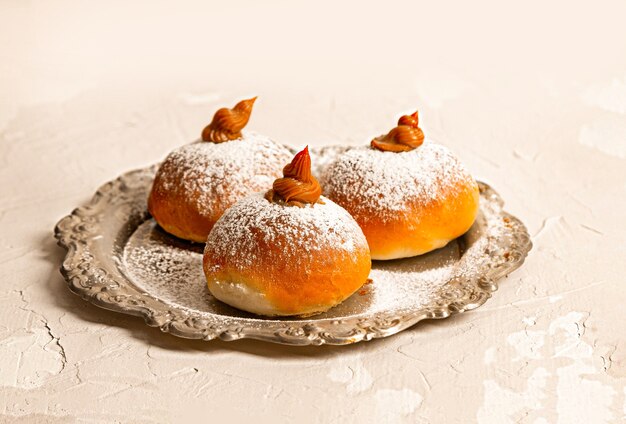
[54, 156, 532, 346]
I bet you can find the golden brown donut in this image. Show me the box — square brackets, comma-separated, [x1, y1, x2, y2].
[148, 98, 292, 242]
[323, 111, 479, 260]
[203, 147, 371, 316]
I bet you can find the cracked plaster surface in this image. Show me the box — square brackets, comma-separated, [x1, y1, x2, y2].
[1, 1, 626, 422]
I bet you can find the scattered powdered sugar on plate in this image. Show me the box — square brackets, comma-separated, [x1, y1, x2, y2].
[55, 134, 531, 344]
[205, 193, 368, 272]
[120, 209, 498, 319]
[321, 141, 476, 222]
[122, 221, 255, 316]
[154, 132, 292, 216]
[119, 146, 507, 321]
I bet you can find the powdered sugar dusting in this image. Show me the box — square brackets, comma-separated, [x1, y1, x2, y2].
[309, 145, 350, 179]
[204, 193, 368, 272]
[322, 141, 476, 222]
[120, 185, 507, 319]
[122, 222, 251, 316]
[119, 145, 510, 321]
[154, 132, 292, 216]
[124, 228, 213, 310]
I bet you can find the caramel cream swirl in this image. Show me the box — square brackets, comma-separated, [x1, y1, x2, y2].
[371, 111, 425, 152]
[266, 146, 322, 206]
[201, 97, 257, 143]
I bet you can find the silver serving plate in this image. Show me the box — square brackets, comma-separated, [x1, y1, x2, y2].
[54, 146, 531, 345]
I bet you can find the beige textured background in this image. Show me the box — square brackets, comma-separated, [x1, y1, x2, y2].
[1, 1, 625, 422]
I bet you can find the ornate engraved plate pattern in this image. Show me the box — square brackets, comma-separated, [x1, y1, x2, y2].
[54, 147, 531, 345]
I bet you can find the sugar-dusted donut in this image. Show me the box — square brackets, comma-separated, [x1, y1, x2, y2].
[203, 147, 371, 316]
[148, 98, 292, 242]
[323, 111, 479, 260]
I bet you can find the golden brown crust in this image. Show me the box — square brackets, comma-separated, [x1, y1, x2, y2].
[323, 140, 479, 259]
[202, 193, 372, 316]
[148, 138, 292, 243]
[334, 178, 479, 259]
[148, 166, 224, 242]
[203, 221, 371, 316]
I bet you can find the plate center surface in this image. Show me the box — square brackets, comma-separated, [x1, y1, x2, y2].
[122, 219, 464, 319]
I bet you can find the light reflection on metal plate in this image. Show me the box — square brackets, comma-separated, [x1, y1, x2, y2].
[54, 146, 532, 345]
